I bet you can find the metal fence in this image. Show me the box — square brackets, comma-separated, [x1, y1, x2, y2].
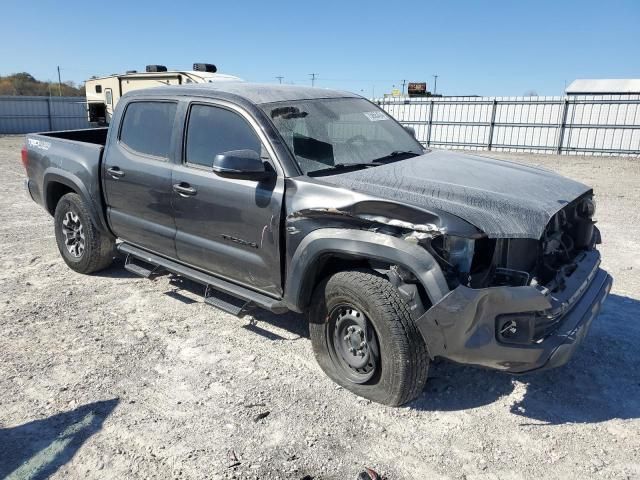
[375, 95, 640, 156]
[3, 94, 639, 156]
[0, 96, 90, 134]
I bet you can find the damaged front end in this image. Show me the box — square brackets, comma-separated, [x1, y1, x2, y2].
[285, 177, 611, 374]
[414, 194, 613, 373]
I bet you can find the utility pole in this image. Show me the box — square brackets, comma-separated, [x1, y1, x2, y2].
[57, 66, 62, 96]
[276, 76, 284, 84]
[432, 74, 438, 95]
[401, 79, 407, 95]
[309, 73, 318, 87]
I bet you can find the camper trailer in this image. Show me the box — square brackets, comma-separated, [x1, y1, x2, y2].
[85, 63, 242, 124]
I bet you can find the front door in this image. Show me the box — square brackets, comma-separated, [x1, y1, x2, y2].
[103, 100, 179, 257]
[171, 102, 284, 296]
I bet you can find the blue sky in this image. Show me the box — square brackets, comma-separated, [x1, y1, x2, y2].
[1, 0, 638, 97]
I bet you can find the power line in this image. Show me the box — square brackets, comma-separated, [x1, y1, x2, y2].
[276, 76, 284, 84]
[309, 73, 318, 87]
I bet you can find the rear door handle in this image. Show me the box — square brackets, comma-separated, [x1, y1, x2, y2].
[107, 166, 125, 179]
[173, 182, 197, 197]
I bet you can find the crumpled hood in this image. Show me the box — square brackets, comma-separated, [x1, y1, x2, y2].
[319, 150, 591, 239]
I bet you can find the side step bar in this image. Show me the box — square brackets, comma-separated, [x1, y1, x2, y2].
[204, 286, 251, 316]
[124, 254, 167, 279]
[118, 243, 289, 315]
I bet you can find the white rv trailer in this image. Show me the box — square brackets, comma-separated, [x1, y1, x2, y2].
[85, 63, 242, 124]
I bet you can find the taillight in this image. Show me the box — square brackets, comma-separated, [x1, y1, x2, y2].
[21, 145, 28, 170]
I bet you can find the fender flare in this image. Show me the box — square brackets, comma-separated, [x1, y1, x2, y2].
[43, 168, 111, 235]
[284, 228, 449, 312]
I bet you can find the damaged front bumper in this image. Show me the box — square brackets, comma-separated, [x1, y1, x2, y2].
[415, 249, 613, 373]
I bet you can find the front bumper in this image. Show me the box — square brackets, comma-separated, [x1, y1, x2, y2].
[415, 249, 613, 373]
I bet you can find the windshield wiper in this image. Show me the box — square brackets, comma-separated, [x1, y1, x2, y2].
[308, 162, 378, 176]
[372, 150, 421, 164]
[307, 151, 422, 176]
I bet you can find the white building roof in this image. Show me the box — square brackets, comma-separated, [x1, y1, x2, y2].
[566, 79, 640, 94]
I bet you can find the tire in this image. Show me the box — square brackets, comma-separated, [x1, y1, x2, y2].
[309, 269, 429, 406]
[53, 193, 114, 274]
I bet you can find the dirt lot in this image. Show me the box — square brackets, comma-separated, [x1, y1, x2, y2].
[0, 135, 638, 480]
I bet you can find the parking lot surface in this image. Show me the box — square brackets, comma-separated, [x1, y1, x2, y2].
[1, 135, 639, 479]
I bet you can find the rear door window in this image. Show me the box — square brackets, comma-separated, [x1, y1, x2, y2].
[119, 101, 177, 159]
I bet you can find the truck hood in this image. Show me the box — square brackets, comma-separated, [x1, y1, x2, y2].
[318, 150, 591, 239]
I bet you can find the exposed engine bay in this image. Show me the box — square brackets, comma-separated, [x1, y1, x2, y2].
[423, 194, 598, 292]
[346, 193, 600, 347]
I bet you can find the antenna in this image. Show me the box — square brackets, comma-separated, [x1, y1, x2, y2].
[309, 73, 318, 87]
[401, 79, 407, 95]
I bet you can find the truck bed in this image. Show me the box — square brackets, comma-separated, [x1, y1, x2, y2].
[37, 127, 109, 145]
[23, 128, 109, 231]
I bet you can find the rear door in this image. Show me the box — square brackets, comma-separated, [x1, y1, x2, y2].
[171, 101, 285, 296]
[103, 100, 179, 257]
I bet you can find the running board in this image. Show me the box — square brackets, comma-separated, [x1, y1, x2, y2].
[124, 254, 167, 279]
[204, 286, 251, 316]
[117, 243, 288, 314]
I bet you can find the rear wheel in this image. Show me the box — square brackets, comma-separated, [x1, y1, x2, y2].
[309, 269, 429, 406]
[54, 193, 114, 274]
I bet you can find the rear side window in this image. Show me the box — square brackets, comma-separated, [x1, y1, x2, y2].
[120, 101, 177, 159]
[185, 104, 261, 167]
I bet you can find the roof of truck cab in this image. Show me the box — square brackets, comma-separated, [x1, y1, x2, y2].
[127, 82, 360, 105]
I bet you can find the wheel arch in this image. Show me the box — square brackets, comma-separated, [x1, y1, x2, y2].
[43, 169, 111, 235]
[284, 228, 450, 312]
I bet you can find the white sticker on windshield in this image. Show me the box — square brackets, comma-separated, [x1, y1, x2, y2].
[363, 111, 388, 122]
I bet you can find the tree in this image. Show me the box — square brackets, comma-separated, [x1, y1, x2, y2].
[0, 73, 85, 96]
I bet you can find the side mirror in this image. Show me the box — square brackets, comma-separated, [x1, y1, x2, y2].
[212, 149, 270, 180]
[404, 125, 417, 138]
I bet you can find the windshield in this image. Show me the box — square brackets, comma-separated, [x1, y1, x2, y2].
[261, 98, 424, 175]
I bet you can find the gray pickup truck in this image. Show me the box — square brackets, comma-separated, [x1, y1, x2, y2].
[22, 83, 612, 406]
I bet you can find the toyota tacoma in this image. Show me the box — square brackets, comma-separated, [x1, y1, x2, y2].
[22, 83, 612, 406]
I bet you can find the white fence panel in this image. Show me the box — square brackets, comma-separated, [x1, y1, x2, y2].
[376, 94, 640, 156]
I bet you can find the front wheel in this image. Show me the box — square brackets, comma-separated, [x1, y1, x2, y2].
[54, 193, 114, 274]
[308, 269, 429, 406]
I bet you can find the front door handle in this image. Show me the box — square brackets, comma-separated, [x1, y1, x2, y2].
[173, 182, 197, 197]
[107, 166, 125, 179]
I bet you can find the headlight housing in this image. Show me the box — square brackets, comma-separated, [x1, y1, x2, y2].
[578, 196, 596, 219]
[444, 235, 475, 275]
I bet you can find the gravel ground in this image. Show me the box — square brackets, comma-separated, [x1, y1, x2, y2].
[0, 135, 638, 480]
